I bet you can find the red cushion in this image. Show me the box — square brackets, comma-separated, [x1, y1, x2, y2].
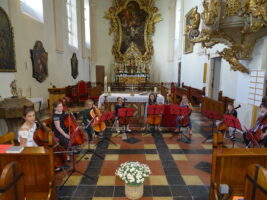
[91, 96, 99, 100]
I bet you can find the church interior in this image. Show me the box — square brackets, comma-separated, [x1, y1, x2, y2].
[1, 0, 267, 199]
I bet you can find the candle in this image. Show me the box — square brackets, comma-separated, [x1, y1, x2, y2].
[154, 87, 157, 93]
[108, 86, 111, 92]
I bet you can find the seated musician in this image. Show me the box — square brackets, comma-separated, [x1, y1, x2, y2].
[225, 103, 238, 140]
[174, 95, 193, 137]
[243, 102, 267, 148]
[143, 93, 161, 131]
[51, 101, 70, 150]
[115, 97, 131, 133]
[83, 99, 101, 141]
[18, 106, 38, 147]
[226, 103, 237, 118]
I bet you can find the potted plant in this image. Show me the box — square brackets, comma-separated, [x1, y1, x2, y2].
[115, 161, 151, 200]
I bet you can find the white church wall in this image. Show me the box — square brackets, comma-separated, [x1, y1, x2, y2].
[0, 0, 90, 104]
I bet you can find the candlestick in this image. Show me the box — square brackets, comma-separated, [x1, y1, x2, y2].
[154, 87, 157, 93]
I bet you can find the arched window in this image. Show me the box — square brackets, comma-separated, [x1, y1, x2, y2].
[20, 0, 44, 23]
[84, 0, 91, 49]
[67, 0, 78, 48]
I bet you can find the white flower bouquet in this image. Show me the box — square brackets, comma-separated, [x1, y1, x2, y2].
[115, 161, 151, 186]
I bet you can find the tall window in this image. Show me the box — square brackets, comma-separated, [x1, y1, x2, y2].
[20, 0, 44, 23]
[67, 0, 78, 48]
[84, 0, 91, 49]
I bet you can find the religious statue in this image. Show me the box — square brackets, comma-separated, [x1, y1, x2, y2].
[10, 80, 18, 97]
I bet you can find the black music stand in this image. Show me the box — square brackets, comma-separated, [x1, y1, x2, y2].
[169, 105, 191, 142]
[202, 111, 222, 143]
[144, 104, 164, 137]
[75, 113, 110, 163]
[57, 149, 94, 190]
[224, 114, 242, 148]
[116, 108, 135, 136]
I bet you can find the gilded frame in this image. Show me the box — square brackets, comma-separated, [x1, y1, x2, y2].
[104, 0, 162, 63]
[0, 7, 16, 72]
[184, 8, 195, 54]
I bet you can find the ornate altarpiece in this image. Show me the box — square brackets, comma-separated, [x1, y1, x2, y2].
[104, 0, 162, 83]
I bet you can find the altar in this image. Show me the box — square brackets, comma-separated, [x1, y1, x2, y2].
[98, 92, 165, 108]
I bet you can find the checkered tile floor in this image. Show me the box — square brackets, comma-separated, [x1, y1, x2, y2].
[56, 112, 242, 200]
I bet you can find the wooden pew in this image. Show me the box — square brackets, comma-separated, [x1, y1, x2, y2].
[0, 147, 55, 200]
[48, 88, 66, 113]
[190, 87, 205, 106]
[218, 91, 235, 113]
[201, 97, 225, 116]
[244, 164, 267, 200]
[0, 162, 25, 200]
[210, 132, 267, 200]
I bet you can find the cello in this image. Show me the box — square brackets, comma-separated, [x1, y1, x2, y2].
[64, 112, 87, 148]
[90, 107, 106, 133]
[34, 118, 67, 168]
[147, 104, 163, 126]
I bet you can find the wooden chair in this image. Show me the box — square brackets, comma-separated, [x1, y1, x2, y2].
[0, 162, 25, 200]
[0, 132, 15, 145]
[244, 164, 267, 200]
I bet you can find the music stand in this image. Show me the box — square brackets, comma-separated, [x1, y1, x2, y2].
[169, 105, 191, 142]
[202, 111, 222, 143]
[116, 108, 135, 135]
[144, 104, 164, 136]
[224, 114, 242, 148]
[96, 111, 117, 145]
[57, 149, 94, 190]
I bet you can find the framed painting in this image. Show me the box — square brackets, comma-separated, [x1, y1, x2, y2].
[184, 8, 196, 54]
[104, 0, 162, 64]
[30, 41, 48, 83]
[0, 7, 16, 72]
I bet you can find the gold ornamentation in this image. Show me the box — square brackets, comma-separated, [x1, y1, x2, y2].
[185, 7, 200, 54]
[104, 0, 162, 64]
[186, 0, 267, 74]
[218, 49, 249, 73]
[202, 0, 220, 26]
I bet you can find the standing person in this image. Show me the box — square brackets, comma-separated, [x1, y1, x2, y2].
[18, 106, 38, 147]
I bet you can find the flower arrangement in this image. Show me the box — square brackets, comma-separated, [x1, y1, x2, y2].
[115, 161, 151, 186]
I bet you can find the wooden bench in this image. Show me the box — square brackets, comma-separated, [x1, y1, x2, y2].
[210, 132, 267, 199]
[0, 146, 55, 200]
[218, 91, 234, 113]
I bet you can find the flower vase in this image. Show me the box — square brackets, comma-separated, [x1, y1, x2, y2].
[125, 183, 144, 200]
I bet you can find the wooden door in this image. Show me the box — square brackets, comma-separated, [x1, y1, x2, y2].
[96, 65, 105, 86]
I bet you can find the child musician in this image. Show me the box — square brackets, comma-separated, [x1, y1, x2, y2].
[115, 97, 131, 134]
[226, 103, 237, 118]
[243, 102, 267, 148]
[143, 93, 161, 131]
[51, 101, 70, 150]
[174, 95, 193, 138]
[19, 106, 38, 147]
[82, 99, 101, 142]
